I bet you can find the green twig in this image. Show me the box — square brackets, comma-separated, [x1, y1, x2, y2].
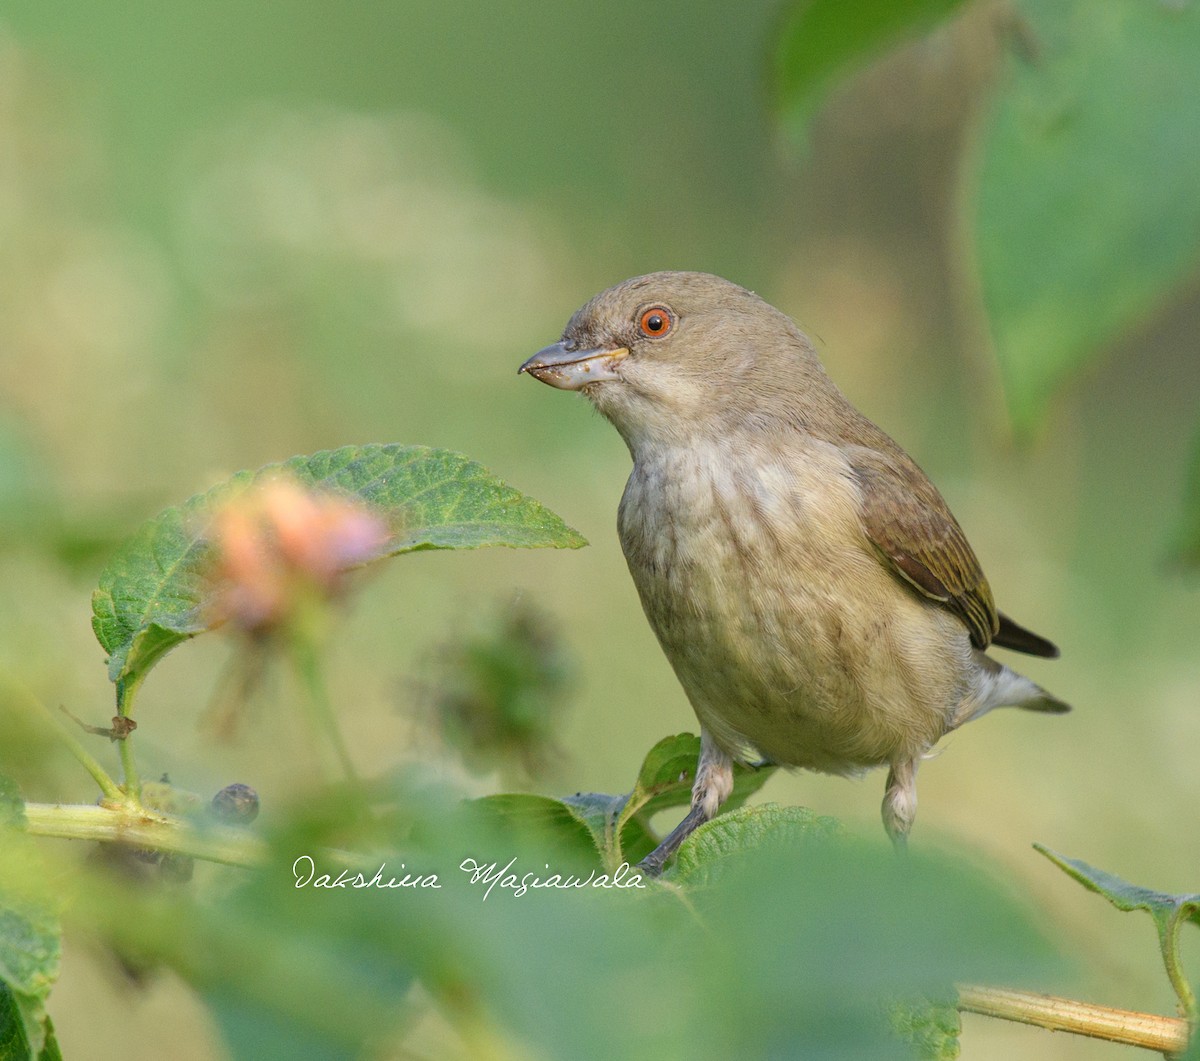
[288, 616, 361, 787]
[957, 983, 1190, 1053]
[117, 738, 141, 801]
[21, 802, 266, 867]
[115, 674, 144, 799]
[5, 682, 126, 803]
[1159, 919, 1199, 1020]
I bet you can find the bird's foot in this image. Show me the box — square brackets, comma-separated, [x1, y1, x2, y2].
[636, 803, 709, 878]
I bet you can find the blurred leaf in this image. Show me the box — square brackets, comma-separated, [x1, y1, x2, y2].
[1036, 844, 1199, 1017]
[974, 0, 1200, 436]
[239, 799, 1056, 1060]
[1169, 420, 1200, 570]
[888, 996, 961, 1061]
[675, 836, 1059, 1059]
[0, 900, 60, 1061]
[669, 803, 841, 887]
[79, 855, 417, 1059]
[468, 793, 605, 872]
[207, 991, 357, 1061]
[774, 0, 969, 142]
[91, 443, 587, 690]
[32, 763, 1059, 1061]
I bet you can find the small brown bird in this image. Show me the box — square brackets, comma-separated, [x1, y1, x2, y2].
[520, 271, 1068, 874]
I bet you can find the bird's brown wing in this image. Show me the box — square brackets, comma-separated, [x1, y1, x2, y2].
[994, 611, 1059, 658]
[845, 445, 999, 650]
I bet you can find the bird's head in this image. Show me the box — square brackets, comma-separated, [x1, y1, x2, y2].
[519, 271, 826, 451]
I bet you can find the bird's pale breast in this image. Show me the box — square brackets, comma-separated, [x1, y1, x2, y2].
[617, 435, 971, 773]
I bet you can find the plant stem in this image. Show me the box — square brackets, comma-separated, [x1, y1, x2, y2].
[115, 674, 143, 799]
[117, 738, 141, 801]
[61, 729, 127, 804]
[5, 681, 126, 803]
[288, 618, 361, 787]
[21, 802, 266, 867]
[1160, 919, 1199, 1021]
[956, 983, 1190, 1053]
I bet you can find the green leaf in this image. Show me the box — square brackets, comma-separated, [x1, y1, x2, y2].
[888, 996, 961, 1061]
[467, 793, 605, 872]
[669, 803, 841, 887]
[208, 990, 358, 1061]
[1036, 844, 1200, 1017]
[0, 902, 61, 1061]
[61, 768, 1057, 1061]
[973, 0, 1200, 436]
[557, 791, 628, 858]
[774, 0, 970, 142]
[622, 731, 702, 821]
[618, 732, 777, 826]
[91, 444, 586, 689]
[618, 732, 778, 854]
[560, 734, 778, 867]
[0, 986, 34, 1061]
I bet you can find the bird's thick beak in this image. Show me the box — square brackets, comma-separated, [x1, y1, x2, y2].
[518, 342, 629, 391]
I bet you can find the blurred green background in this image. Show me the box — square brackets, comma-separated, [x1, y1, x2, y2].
[0, 2, 1197, 1058]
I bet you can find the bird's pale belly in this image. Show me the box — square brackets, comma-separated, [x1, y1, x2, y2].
[619, 446, 970, 774]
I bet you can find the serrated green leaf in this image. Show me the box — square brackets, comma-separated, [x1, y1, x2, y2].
[974, 0, 1200, 436]
[1036, 844, 1200, 1016]
[91, 444, 586, 689]
[669, 803, 841, 887]
[775, 0, 969, 143]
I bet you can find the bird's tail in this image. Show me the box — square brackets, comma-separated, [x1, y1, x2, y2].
[958, 653, 1071, 725]
[1020, 687, 1072, 713]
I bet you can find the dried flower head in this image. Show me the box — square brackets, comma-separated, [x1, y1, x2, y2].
[205, 476, 389, 634]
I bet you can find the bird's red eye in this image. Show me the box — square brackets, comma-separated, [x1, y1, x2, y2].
[638, 307, 673, 338]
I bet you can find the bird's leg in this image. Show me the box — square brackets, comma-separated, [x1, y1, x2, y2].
[881, 758, 919, 851]
[637, 730, 733, 877]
